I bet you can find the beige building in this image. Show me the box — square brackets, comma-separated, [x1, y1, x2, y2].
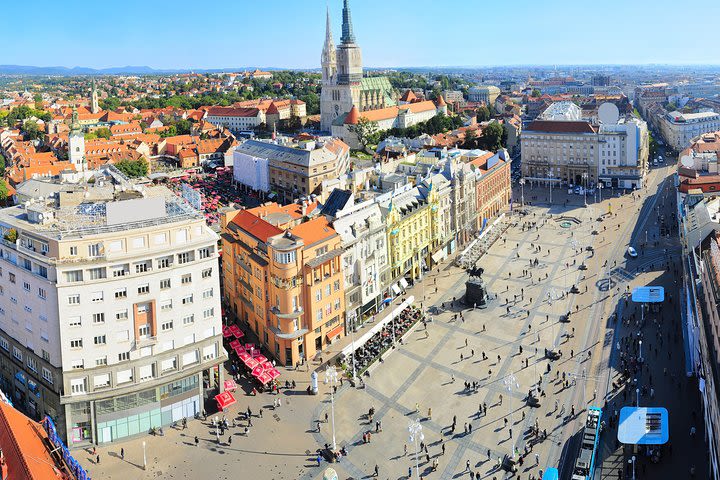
[0, 166, 225, 447]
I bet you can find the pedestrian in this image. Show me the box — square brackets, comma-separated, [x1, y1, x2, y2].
[535, 453, 539, 465]
[466, 459, 471, 471]
[194, 435, 199, 446]
[374, 464, 379, 477]
[404, 444, 408, 456]
[442, 442, 446, 455]
[120, 448, 124, 460]
[316, 455, 322, 467]
[228, 435, 232, 445]
[96, 454, 100, 464]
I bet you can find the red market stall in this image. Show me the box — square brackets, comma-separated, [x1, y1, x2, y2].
[255, 371, 273, 385]
[222, 326, 233, 339]
[253, 354, 268, 365]
[267, 368, 281, 381]
[233, 345, 246, 356]
[215, 391, 236, 410]
[229, 339, 242, 350]
[229, 325, 244, 339]
[223, 379, 237, 392]
[243, 356, 260, 369]
[237, 351, 251, 362]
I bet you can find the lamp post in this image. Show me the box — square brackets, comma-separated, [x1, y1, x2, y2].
[520, 178, 525, 207]
[142, 440, 147, 471]
[598, 183, 604, 202]
[629, 455, 637, 480]
[503, 374, 520, 458]
[636, 386, 640, 407]
[639, 339, 643, 364]
[547, 172, 553, 204]
[350, 313, 357, 383]
[324, 365, 339, 450]
[408, 420, 424, 480]
[582, 172, 588, 207]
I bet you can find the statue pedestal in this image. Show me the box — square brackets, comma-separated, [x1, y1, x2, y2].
[464, 278, 488, 308]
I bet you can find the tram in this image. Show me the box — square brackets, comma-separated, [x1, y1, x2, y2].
[571, 406, 603, 480]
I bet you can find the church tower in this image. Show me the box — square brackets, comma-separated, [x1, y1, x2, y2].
[90, 78, 99, 114]
[68, 107, 86, 173]
[321, 7, 336, 85]
[320, 0, 363, 132]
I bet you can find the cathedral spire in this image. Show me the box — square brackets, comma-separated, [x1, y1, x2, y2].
[325, 6, 333, 46]
[340, 0, 356, 44]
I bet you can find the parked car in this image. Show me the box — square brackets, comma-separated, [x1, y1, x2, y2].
[627, 246, 638, 258]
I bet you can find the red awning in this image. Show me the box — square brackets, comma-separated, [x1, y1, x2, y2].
[253, 354, 268, 365]
[256, 372, 273, 385]
[326, 324, 344, 342]
[268, 368, 281, 381]
[251, 365, 264, 377]
[223, 379, 237, 392]
[229, 339, 242, 350]
[237, 351, 251, 361]
[243, 356, 260, 369]
[215, 391, 236, 410]
[229, 325, 244, 339]
[222, 326, 232, 338]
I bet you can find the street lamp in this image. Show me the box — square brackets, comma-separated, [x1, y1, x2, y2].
[598, 183, 604, 202]
[324, 365, 339, 450]
[519, 178, 525, 207]
[142, 440, 147, 471]
[408, 420, 424, 480]
[349, 313, 357, 382]
[547, 172, 553, 204]
[582, 173, 588, 207]
[629, 455, 637, 480]
[636, 386, 640, 407]
[638, 339, 643, 364]
[503, 374, 520, 458]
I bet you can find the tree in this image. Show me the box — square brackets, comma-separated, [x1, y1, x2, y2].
[352, 117, 380, 149]
[300, 92, 320, 115]
[531, 89, 541, 97]
[463, 129, 478, 149]
[95, 127, 111, 139]
[476, 105, 491, 122]
[114, 158, 148, 178]
[33, 93, 42, 103]
[175, 119, 193, 135]
[22, 120, 42, 140]
[101, 97, 122, 111]
[0, 153, 5, 172]
[479, 122, 505, 151]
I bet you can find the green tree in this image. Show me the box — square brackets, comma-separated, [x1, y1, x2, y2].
[95, 127, 111, 139]
[175, 119, 192, 135]
[22, 120, 42, 140]
[0, 153, 5, 172]
[84, 132, 98, 140]
[0, 181, 8, 204]
[300, 92, 320, 115]
[479, 122, 505, 151]
[114, 158, 148, 178]
[159, 125, 177, 138]
[476, 105, 491, 122]
[530, 89, 541, 97]
[33, 93, 42, 103]
[351, 117, 380, 149]
[101, 97, 122, 111]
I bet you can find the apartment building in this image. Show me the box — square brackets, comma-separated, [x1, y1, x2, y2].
[0, 167, 225, 447]
[221, 206, 345, 367]
[469, 150, 512, 226]
[232, 138, 350, 201]
[660, 110, 720, 151]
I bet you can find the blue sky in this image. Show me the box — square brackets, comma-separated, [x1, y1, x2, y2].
[6, 0, 720, 69]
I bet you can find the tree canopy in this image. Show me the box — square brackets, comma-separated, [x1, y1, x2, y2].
[114, 158, 148, 178]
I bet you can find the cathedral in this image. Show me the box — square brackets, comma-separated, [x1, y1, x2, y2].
[320, 0, 448, 148]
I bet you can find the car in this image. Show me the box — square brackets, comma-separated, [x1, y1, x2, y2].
[627, 246, 638, 258]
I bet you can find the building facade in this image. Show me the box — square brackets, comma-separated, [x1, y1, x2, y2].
[468, 86, 501, 105]
[660, 111, 720, 152]
[221, 209, 345, 367]
[0, 168, 225, 447]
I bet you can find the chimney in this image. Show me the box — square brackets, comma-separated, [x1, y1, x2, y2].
[301, 201, 307, 217]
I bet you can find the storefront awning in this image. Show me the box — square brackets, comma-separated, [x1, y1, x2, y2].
[326, 324, 344, 342]
[391, 283, 401, 295]
[215, 391, 236, 410]
[617, 407, 669, 445]
[431, 250, 446, 263]
[399, 278, 409, 289]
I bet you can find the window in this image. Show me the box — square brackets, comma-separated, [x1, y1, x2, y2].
[88, 267, 106, 280]
[334, 299, 341, 311]
[112, 265, 129, 277]
[161, 358, 177, 372]
[181, 274, 192, 285]
[182, 294, 193, 305]
[157, 256, 172, 269]
[334, 280, 340, 291]
[0, 338, 8, 352]
[88, 243, 101, 257]
[202, 268, 212, 279]
[116, 310, 128, 321]
[160, 278, 171, 290]
[182, 350, 199, 365]
[182, 315, 195, 325]
[41, 349, 50, 361]
[202, 345, 216, 361]
[132, 237, 146, 249]
[21, 258, 31, 271]
[161, 320, 174, 331]
[203, 308, 214, 319]
[95, 357, 107, 367]
[116, 369, 132, 384]
[8, 273, 15, 284]
[42, 367, 53, 384]
[23, 281, 30, 292]
[138, 324, 151, 337]
[177, 251, 193, 264]
[65, 270, 83, 282]
[115, 288, 127, 299]
[273, 251, 296, 264]
[69, 316, 82, 327]
[70, 378, 87, 394]
[68, 294, 80, 305]
[316, 309, 323, 321]
[92, 313, 105, 324]
[160, 300, 173, 312]
[138, 284, 150, 295]
[315, 289, 322, 301]
[91, 291, 103, 302]
[118, 352, 130, 362]
[93, 374, 110, 388]
[70, 339, 83, 349]
[135, 261, 150, 273]
[38, 288, 47, 300]
[27, 357, 37, 373]
[198, 247, 212, 259]
[139, 365, 154, 381]
[154, 233, 168, 244]
[93, 335, 106, 346]
[325, 285, 331, 297]
[69, 246, 78, 256]
[202, 288, 213, 299]
[12, 347, 22, 362]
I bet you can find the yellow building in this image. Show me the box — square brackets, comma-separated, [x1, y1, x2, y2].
[221, 204, 345, 367]
[382, 185, 440, 284]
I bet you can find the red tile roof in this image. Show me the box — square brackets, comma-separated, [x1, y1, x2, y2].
[230, 209, 283, 242]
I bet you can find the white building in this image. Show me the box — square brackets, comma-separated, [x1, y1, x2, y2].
[597, 117, 649, 189]
[660, 110, 720, 151]
[232, 148, 270, 193]
[206, 106, 264, 132]
[539, 101, 582, 121]
[468, 85, 500, 105]
[328, 196, 390, 330]
[0, 166, 226, 447]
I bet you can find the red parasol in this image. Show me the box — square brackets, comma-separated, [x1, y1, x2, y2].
[256, 372, 272, 385]
[229, 325, 244, 339]
[237, 351, 251, 361]
[222, 326, 232, 338]
[223, 379, 237, 392]
[251, 365, 264, 377]
[267, 368, 281, 381]
[243, 356, 259, 369]
[252, 354, 268, 365]
[229, 339, 241, 350]
[215, 391, 236, 410]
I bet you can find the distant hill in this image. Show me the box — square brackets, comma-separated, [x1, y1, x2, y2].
[0, 65, 296, 76]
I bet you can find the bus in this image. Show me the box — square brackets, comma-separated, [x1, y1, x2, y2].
[571, 406, 602, 480]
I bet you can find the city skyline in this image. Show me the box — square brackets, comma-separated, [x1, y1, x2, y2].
[5, 0, 720, 71]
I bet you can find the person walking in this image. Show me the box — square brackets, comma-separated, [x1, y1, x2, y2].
[194, 435, 199, 446]
[120, 448, 124, 460]
[374, 464, 379, 477]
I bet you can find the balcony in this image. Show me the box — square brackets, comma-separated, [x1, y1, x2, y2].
[268, 325, 308, 340]
[270, 306, 304, 319]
